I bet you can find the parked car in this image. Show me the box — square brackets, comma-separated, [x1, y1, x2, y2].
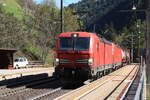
[13, 58, 29, 69]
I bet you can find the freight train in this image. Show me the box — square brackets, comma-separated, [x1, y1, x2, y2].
[53, 32, 130, 81]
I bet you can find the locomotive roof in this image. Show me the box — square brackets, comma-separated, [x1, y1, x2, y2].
[59, 32, 97, 37]
[58, 32, 128, 49]
[100, 38, 112, 45]
[59, 32, 113, 45]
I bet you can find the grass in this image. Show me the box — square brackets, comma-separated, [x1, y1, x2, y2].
[147, 86, 150, 100]
[0, 0, 24, 19]
[148, 96, 150, 100]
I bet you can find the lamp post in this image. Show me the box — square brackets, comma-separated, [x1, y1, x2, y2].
[137, 23, 141, 57]
[119, 3, 138, 63]
[131, 32, 134, 63]
[132, 5, 137, 63]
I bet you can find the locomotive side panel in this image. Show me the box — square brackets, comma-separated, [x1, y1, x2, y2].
[114, 46, 122, 68]
[104, 43, 113, 69]
[90, 37, 105, 76]
[92, 36, 105, 67]
[99, 40, 105, 68]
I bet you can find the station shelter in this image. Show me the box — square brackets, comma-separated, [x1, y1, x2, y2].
[0, 48, 17, 69]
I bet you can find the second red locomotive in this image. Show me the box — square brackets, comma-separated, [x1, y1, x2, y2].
[54, 32, 130, 81]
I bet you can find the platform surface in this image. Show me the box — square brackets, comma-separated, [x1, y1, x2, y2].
[0, 67, 54, 80]
[55, 65, 139, 100]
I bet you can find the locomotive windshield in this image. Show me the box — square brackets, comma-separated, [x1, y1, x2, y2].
[60, 37, 90, 51]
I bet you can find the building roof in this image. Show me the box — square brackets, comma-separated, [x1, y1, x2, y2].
[0, 48, 17, 53]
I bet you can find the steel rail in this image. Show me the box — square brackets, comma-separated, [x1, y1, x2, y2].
[0, 78, 56, 97]
[0, 75, 51, 90]
[29, 87, 62, 100]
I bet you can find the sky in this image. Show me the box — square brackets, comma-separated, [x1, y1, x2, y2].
[33, 0, 81, 7]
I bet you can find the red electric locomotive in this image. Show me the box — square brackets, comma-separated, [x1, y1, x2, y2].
[53, 32, 129, 81]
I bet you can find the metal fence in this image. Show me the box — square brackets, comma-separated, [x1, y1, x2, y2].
[134, 64, 145, 100]
[132, 56, 146, 100]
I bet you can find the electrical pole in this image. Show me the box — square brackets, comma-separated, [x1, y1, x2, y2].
[146, 0, 150, 97]
[132, 32, 134, 63]
[61, 0, 64, 33]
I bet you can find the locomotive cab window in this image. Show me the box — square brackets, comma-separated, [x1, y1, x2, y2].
[59, 37, 90, 51]
[59, 37, 73, 50]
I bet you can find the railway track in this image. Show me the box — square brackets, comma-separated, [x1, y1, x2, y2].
[0, 77, 56, 98]
[0, 76, 81, 100]
[0, 65, 139, 100]
[0, 67, 83, 100]
[55, 64, 139, 100]
[28, 87, 72, 100]
[28, 83, 84, 100]
[0, 79, 76, 100]
[0, 73, 49, 90]
[29, 87, 62, 100]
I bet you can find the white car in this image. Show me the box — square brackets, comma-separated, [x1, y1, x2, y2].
[14, 58, 29, 69]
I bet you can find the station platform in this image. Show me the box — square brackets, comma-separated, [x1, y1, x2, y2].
[0, 67, 54, 81]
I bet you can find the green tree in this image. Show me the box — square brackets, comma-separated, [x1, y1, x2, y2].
[64, 8, 80, 32]
[0, 8, 27, 49]
[116, 20, 146, 58]
[102, 24, 117, 42]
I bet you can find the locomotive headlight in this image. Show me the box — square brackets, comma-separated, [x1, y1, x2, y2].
[88, 58, 93, 66]
[73, 34, 77, 37]
[55, 58, 59, 65]
[72, 33, 78, 38]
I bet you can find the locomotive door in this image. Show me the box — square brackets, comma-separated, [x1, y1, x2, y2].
[112, 43, 115, 65]
[96, 42, 100, 66]
[99, 41, 105, 69]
